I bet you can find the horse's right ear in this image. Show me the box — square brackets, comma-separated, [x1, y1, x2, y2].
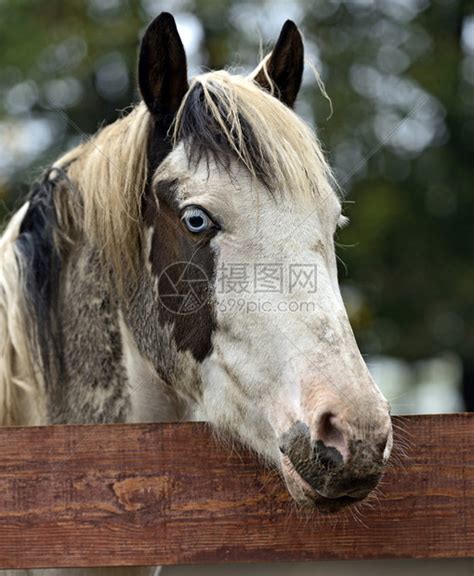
[138, 13, 188, 121]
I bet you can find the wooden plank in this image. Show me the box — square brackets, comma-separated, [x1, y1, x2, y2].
[0, 414, 472, 569]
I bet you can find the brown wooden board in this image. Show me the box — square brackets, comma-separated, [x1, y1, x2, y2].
[0, 414, 472, 569]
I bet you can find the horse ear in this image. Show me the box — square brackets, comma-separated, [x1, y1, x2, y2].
[138, 12, 188, 120]
[252, 20, 304, 108]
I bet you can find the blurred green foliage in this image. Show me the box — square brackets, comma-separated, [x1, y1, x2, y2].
[0, 0, 473, 404]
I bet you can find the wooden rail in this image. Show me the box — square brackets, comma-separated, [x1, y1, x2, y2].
[0, 414, 472, 569]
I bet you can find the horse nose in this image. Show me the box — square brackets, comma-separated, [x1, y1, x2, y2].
[279, 411, 391, 498]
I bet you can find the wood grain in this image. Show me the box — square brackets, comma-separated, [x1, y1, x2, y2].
[0, 414, 472, 569]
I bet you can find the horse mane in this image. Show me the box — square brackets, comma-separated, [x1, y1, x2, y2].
[54, 103, 151, 283]
[0, 203, 47, 425]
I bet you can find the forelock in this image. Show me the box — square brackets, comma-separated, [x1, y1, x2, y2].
[173, 70, 338, 201]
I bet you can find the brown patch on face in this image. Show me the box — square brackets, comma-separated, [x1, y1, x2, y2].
[143, 179, 216, 361]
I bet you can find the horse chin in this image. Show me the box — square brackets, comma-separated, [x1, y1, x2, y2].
[280, 454, 360, 514]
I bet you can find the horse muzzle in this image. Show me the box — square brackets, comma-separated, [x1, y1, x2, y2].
[278, 417, 391, 512]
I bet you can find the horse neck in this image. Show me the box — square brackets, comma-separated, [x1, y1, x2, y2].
[50, 235, 190, 425]
[119, 314, 189, 424]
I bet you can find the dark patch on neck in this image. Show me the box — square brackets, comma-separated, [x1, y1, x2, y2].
[141, 179, 216, 362]
[16, 169, 65, 386]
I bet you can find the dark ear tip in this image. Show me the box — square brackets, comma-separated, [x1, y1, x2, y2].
[283, 19, 297, 29]
[147, 12, 178, 34]
[156, 12, 175, 23]
[282, 20, 301, 36]
[276, 20, 303, 50]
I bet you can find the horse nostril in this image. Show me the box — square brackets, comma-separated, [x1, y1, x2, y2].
[279, 419, 347, 493]
[312, 439, 344, 470]
[316, 411, 348, 461]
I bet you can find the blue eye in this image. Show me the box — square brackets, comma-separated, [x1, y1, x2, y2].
[181, 206, 214, 234]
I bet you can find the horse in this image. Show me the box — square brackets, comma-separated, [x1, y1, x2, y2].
[0, 13, 392, 576]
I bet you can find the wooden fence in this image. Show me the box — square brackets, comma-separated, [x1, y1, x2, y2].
[0, 413, 472, 570]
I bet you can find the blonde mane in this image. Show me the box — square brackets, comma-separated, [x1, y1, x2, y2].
[0, 204, 47, 425]
[54, 103, 151, 279]
[53, 70, 335, 280]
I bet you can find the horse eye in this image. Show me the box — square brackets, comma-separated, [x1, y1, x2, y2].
[181, 206, 214, 234]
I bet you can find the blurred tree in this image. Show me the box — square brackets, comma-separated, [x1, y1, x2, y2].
[0, 0, 145, 218]
[302, 0, 474, 408]
[0, 0, 472, 408]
